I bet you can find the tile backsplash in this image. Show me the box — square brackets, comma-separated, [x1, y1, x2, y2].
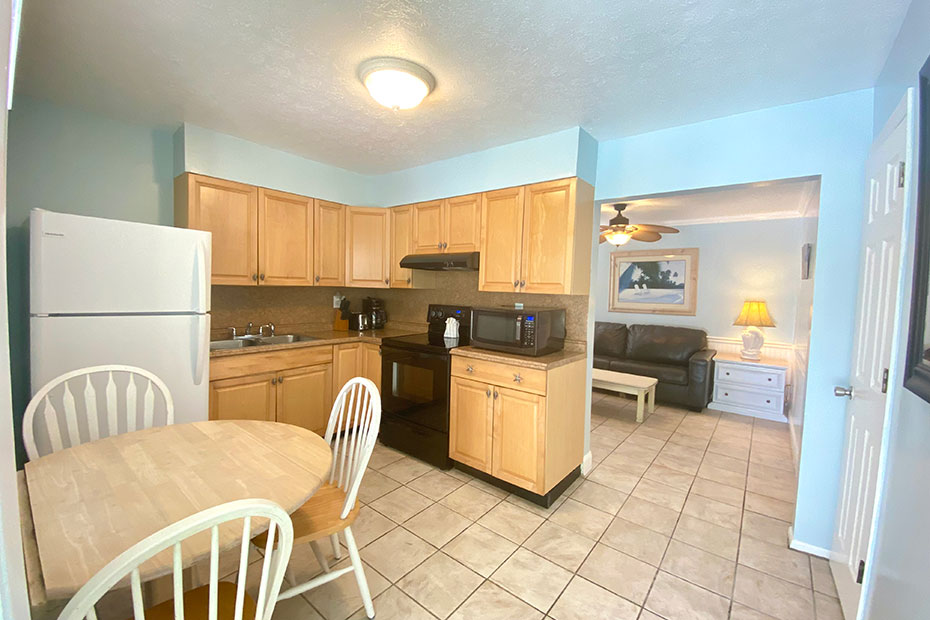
[211, 271, 590, 343]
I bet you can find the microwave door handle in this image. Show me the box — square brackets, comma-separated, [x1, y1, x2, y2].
[515, 318, 521, 343]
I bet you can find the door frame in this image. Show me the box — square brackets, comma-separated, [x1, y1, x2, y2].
[837, 90, 918, 620]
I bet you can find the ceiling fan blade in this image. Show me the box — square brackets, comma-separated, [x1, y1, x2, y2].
[630, 230, 662, 242]
[599, 225, 609, 231]
[598, 233, 609, 244]
[633, 224, 680, 233]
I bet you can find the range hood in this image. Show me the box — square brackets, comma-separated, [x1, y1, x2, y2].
[399, 252, 480, 271]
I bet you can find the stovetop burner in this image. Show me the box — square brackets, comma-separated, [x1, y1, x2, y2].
[381, 304, 471, 353]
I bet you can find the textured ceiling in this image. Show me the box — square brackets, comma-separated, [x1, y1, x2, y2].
[16, 0, 909, 173]
[599, 176, 822, 226]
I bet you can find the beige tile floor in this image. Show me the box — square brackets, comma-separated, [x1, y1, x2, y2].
[261, 391, 844, 620]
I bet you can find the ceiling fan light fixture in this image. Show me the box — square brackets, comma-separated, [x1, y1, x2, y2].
[358, 57, 435, 110]
[604, 229, 634, 245]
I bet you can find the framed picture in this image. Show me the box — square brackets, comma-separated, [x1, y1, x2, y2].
[608, 248, 699, 315]
[905, 53, 930, 403]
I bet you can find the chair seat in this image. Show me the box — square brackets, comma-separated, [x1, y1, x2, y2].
[253, 483, 360, 547]
[138, 581, 255, 620]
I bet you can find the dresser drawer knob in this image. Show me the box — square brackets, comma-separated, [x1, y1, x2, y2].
[768, 378, 772, 382]
[725, 372, 730, 376]
[766, 399, 771, 404]
[724, 392, 728, 396]
[466, 365, 474, 373]
[513, 373, 522, 383]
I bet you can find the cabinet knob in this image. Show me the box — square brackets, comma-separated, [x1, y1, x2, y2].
[493, 390, 499, 399]
[407, 277, 411, 284]
[260, 273, 265, 281]
[724, 392, 728, 396]
[272, 378, 277, 385]
[520, 280, 526, 287]
[315, 275, 320, 282]
[252, 273, 258, 281]
[766, 399, 771, 404]
[442, 242, 447, 249]
[279, 376, 284, 383]
[438, 242, 442, 249]
[725, 372, 730, 376]
[513, 373, 522, 383]
[486, 389, 491, 397]
[513, 280, 519, 288]
[767, 378, 772, 382]
[466, 365, 474, 373]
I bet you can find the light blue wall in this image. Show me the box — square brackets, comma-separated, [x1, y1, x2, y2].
[375, 127, 591, 206]
[595, 89, 875, 551]
[594, 218, 804, 344]
[872, 0, 930, 133]
[6, 96, 175, 466]
[177, 123, 373, 206]
[863, 2, 930, 615]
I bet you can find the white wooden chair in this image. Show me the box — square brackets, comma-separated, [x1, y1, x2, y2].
[24, 365, 174, 461]
[58, 498, 294, 620]
[255, 377, 381, 619]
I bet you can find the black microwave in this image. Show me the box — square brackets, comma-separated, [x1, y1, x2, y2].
[470, 307, 566, 356]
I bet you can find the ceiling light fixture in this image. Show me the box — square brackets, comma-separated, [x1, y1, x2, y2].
[358, 57, 435, 110]
[603, 229, 633, 245]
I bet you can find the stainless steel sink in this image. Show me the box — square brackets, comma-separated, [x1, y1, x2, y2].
[256, 334, 316, 345]
[209, 338, 260, 351]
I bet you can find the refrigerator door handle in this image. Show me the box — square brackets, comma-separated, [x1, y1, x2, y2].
[195, 239, 209, 312]
[194, 313, 209, 385]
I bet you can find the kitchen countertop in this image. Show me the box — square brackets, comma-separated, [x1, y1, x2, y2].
[210, 326, 424, 358]
[451, 346, 586, 370]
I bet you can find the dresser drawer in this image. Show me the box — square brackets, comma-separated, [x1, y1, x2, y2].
[714, 384, 783, 414]
[715, 362, 785, 390]
[451, 357, 547, 395]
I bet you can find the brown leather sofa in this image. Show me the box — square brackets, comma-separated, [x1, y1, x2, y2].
[594, 322, 716, 411]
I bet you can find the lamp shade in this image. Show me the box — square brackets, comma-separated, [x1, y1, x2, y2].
[733, 300, 776, 327]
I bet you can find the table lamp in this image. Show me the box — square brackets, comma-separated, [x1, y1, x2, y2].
[733, 300, 775, 360]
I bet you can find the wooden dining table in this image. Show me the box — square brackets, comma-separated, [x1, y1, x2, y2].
[21, 420, 333, 603]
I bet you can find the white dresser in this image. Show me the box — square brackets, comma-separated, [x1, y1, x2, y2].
[709, 352, 789, 422]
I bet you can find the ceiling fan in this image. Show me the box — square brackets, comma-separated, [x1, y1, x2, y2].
[599, 203, 679, 245]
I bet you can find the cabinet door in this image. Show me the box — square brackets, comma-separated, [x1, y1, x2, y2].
[276, 364, 333, 436]
[390, 205, 413, 288]
[346, 207, 390, 288]
[478, 187, 524, 292]
[183, 174, 259, 286]
[444, 194, 481, 253]
[449, 376, 493, 472]
[209, 373, 276, 421]
[333, 343, 362, 395]
[521, 178, 576, 294]
[258, 188, 313, 286]
[492, 386, 545, 492]
[412, 200, 444, 254]
[361, 344, 382, 389]
[313, 200, 346, 286]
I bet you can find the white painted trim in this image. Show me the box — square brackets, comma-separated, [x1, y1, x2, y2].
[581, 451, 593, 475]
[643, 210, 807, 227]
[790, 535, 831, 558]
[706, 336, 793, 362]
[707, 401, 788, 423]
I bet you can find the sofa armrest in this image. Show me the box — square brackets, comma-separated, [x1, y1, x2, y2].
[688, 349, 717, 407]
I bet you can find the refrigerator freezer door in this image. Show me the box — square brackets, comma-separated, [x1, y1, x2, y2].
[31, 314, 210, 425]
[30, 209, 211, 315]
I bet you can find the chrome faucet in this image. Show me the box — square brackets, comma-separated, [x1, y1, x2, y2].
[245, 321, 254, 336]
[259, 322, 276, 337]
[228, 326, 237, 338]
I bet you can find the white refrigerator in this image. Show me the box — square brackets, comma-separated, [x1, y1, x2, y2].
[30, 209, 212, 425]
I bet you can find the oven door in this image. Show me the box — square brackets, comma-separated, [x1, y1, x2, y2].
[380, 345, 451, 433]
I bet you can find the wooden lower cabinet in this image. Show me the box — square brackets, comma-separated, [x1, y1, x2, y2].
[333, 342, 381, 395]
[492, 386, 544, 491]
[449, 377, 493, 471]
[362, 343, 382, 388]
[449, 355, 584, 495]
[276, 364, 333, 435]
[209, 373, 276, 422]
[209, 346, 335, 435]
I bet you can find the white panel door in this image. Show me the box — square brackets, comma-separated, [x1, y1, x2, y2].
[31, 314, 210, 430]
[30, 209, 211, 314]
[831, 96, 911, 620]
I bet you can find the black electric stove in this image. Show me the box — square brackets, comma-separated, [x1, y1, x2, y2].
[379, 304, 471, 469]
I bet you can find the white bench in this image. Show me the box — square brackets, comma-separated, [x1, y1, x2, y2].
[592, 368, 658, 423]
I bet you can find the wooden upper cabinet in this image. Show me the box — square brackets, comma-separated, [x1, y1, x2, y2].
[346, 207, 390, 288]
[313, 200, 346, 286]
[276, 364, 333, 435]
[444, 194, 481, 253]
[449, 376, 493, 472]
[390, 205, 413, 288]
[491, 385, 545, 493]
[258, 188, 313, 286]
[209, 373, 276, 422]
[412, 200, 444, 254]
[521, 178, 577, 295]
[175, 174, 259, 285]
[479, 186, 525, 292]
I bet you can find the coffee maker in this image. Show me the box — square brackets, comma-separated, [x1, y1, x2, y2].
[363, 297, 387, 329]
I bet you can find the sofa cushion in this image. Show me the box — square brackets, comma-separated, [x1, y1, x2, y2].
[607, 359, 689, 386]
[593, 355, 613, 370]
[594, 322, 628, 358]
[626, 325, 707, 365]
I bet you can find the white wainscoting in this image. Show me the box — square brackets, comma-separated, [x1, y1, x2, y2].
[706, 336, 794, 363]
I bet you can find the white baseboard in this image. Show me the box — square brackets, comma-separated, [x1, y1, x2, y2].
[788, 527, 831, 558]
[581, 451, 593, 475]
[707, 401, 789, 423]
